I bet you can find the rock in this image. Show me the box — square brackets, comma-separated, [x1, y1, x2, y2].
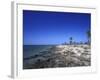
[24, 44, 91, 69]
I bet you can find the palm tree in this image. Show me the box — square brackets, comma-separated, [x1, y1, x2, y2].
[69, 37, 73, 45]
[87, 30, 91, 45]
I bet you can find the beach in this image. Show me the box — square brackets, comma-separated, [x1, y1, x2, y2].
[23, 44, 91, 69]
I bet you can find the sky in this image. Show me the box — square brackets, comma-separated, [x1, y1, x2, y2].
[23, 10, 91, 45]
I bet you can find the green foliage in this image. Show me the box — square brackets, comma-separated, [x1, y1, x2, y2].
[87, 30, 91, 38]
[87, 30, 91, 44]
[69, 37, 73, 45]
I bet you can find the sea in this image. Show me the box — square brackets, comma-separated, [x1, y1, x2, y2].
[23, 45, 55, 59]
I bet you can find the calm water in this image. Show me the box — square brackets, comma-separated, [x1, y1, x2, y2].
[23, 45, 54, 58]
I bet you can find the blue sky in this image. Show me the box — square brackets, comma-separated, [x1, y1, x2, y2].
[23, 10, 91, 45]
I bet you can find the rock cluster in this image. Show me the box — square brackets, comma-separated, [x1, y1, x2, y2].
[23, 45, 91, 69]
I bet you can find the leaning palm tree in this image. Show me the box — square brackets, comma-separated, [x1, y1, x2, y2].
[69, 37, 73, 45]
[87, 30, 91, 45]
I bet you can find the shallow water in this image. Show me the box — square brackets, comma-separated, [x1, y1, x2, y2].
[23, 45, 54, 58]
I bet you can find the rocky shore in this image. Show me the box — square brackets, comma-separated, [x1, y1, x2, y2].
[23, 44, 91, 69]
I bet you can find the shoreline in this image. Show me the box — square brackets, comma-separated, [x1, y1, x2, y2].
[23, 44, 91, 69]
